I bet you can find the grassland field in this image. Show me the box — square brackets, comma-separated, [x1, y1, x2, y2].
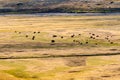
[0, 14, 119, 80]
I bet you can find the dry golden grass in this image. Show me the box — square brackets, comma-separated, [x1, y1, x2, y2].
[0, 15, 119, 80]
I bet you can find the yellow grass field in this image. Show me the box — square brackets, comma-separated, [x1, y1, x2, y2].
[0, 14, 120, 80]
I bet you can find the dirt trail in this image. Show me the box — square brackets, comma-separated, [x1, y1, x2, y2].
[0, 52, 120, 59]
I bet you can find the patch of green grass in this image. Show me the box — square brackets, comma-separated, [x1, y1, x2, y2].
[0, 60, 25, 69]
[4, 69, 30, 78]
[0, 60, 47, 80]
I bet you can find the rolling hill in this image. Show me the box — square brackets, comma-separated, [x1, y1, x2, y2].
[0, 0, 120, 13]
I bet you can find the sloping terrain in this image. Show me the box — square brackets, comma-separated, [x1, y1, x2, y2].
[0, 12, 119, 80]
[0, 0, 120, 13]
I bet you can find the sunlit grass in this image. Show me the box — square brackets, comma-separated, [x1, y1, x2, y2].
[0, 15, 119, 80]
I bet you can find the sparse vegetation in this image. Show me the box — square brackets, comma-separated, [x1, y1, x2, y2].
[0, 14, 119, 80]
[0, 0, 120, 13]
